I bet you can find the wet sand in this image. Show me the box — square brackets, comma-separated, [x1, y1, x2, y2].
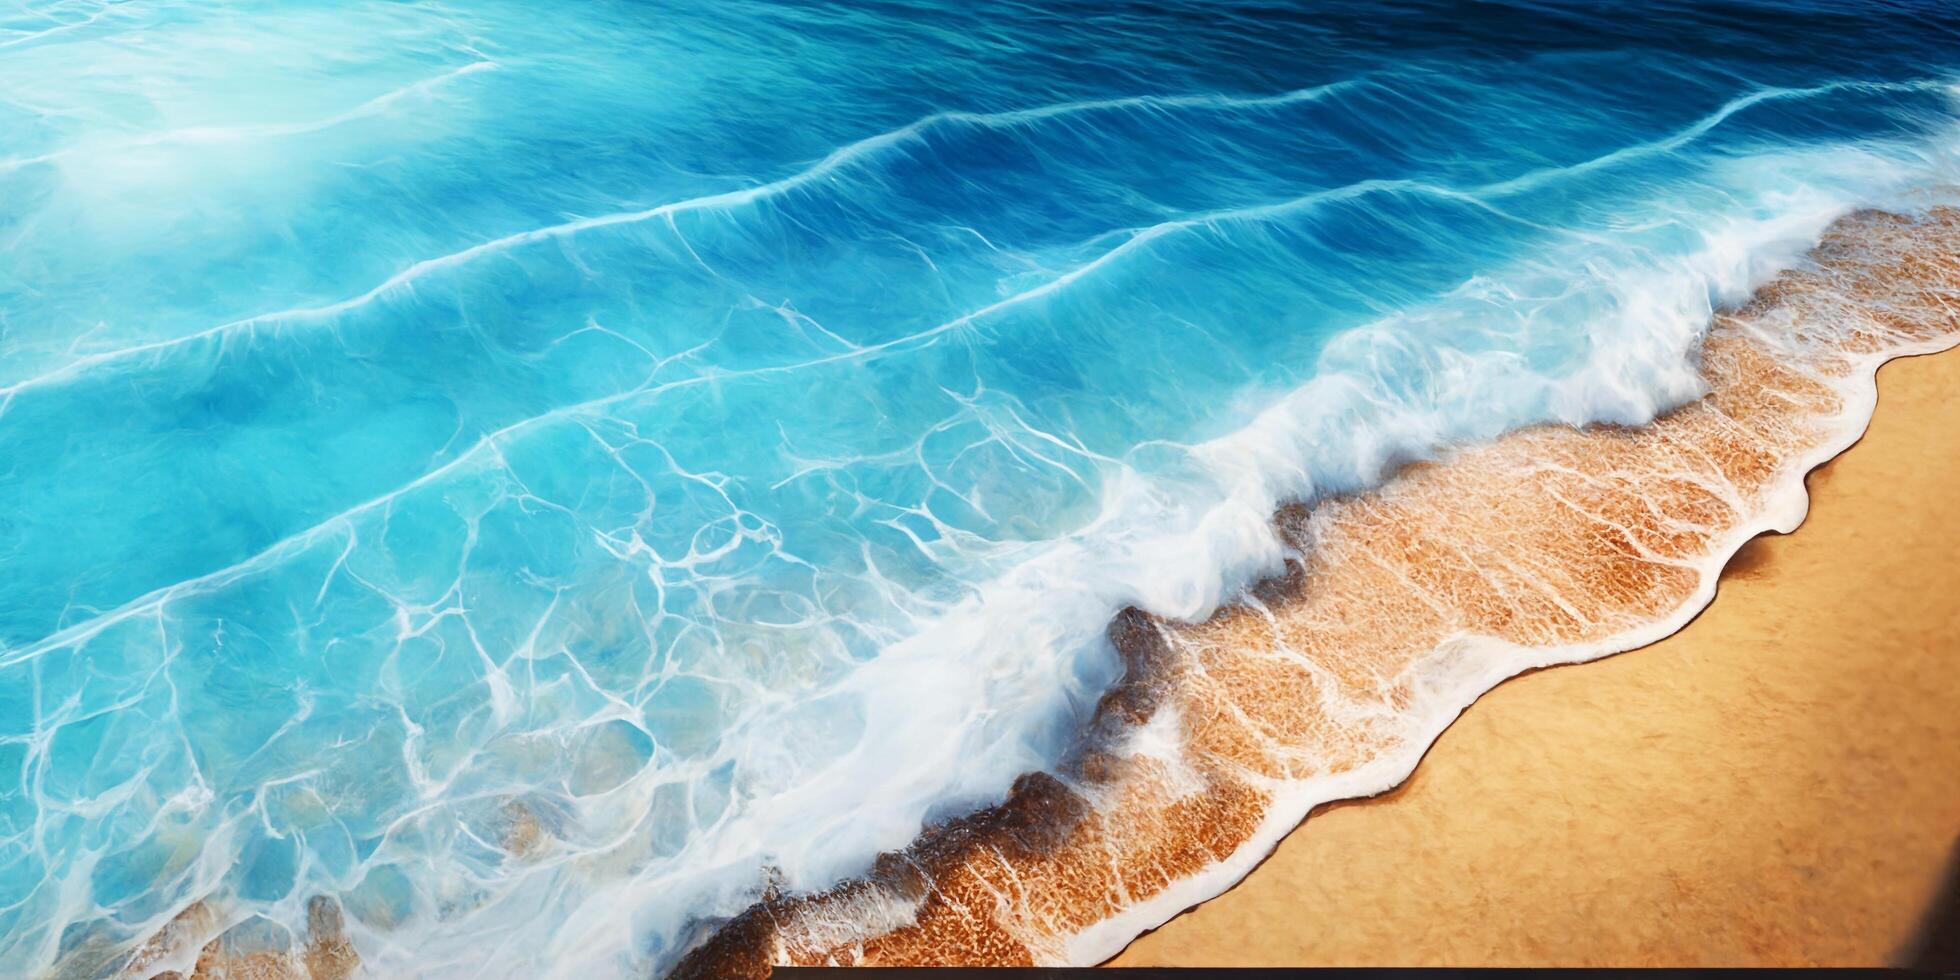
[673, 210, 1960, 978]
[1108, 346, 1960, 968]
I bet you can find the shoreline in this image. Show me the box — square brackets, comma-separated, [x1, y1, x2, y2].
[671, 208, 1960, 978]
[1108, 345, 1960, 968]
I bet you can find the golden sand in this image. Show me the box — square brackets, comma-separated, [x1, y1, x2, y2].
[1109, 340, 1960, 968]
[673, 208, 1960, 976]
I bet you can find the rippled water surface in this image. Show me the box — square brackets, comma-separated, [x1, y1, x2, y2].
[1, 0, 1957, 975]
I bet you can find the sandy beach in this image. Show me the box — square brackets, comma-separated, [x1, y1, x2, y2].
[1109, 346, 1960, 968]
[672, 210, 1960, 977]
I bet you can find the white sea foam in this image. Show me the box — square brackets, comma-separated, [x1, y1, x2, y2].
[565, 142, 1959, 976]
[1064, 241, 1960, 971]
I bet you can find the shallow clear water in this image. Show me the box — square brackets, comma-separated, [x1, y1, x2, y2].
[0, 0, 1956, 975]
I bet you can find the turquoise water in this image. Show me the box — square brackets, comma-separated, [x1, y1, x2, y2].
[1, 0, 1957, 975]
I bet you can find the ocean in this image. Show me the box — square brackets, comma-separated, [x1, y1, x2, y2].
[1, 0, 1957, 976]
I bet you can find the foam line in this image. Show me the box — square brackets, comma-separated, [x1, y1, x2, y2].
[664, 206, 1960, 978]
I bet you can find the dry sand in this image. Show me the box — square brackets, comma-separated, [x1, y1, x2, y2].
[1108, 346, 1960, 969]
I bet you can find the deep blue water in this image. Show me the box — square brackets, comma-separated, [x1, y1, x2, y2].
[1, 0, 1957, 975]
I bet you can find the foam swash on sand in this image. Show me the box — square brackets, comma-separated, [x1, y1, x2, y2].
[673, 204, 1960, 975]
[1, 1, 1958, 977]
